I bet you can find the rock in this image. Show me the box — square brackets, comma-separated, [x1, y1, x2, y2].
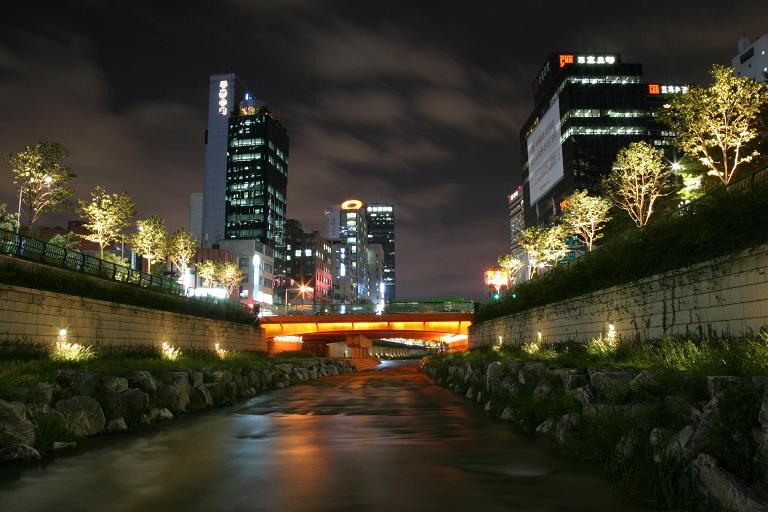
[486, 362, 504, 392]
[128, 371, 157, 395]
[706, 376, 746, 399]
[206, 382, 235, 405]
[629, 369, 665, 394]
[465, 387, 475, 400]
[189, 385, 214, 410]
[518, 362, 546, 386]
[484, 401, 492, 413]
[664, 425, 695, 461]
[0, 444, 41, 462]
[160, 372, 191, 414]
[500, 406, 514, 421]
[589, 368, 635, 401]
[55, 396, 106, 437]
[627, 402, 658, 424]
[690, 394, 722, 455]
[685, 454, 767, 512]
[52, 441, 77, 451]
[535, 419, 554, 437]
[25, 403, 65, 426]
[759, 387, 768, 430]
[552, 368, 587, 389]
[649, 427, 675, 450]
[555, 413, 582, 447]
[119, 388, 150, 425]
[149, 408, 174, 422]
[615, 430, 642, 461]
[532, 381, 554, 402]
[188, 371, 204, 388]
[100, 376, 128, 393]
[28, 383, 54, 405]
[663, 395, 695, 424]
[476, 391, 484, 404]
[0, 399, 36, 446]
[751, 376, 768, 393]
[568, 385, 596, 410]
[107, 417, 128, 432]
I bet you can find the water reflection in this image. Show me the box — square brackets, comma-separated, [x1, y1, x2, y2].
[0, 361, 645, 511]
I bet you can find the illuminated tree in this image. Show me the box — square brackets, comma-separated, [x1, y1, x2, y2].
[77, 186, 136, 259]
[197, 260, 218, 288]
[7, 141, 75, 232]
[217, 261, 244, 297]
[605, 141, 675, 228]
[167, 228, 197, 278]
[131, 215, 168, 274]
[659, 65, 768, 185]
[497, 254, 524, 285]
[0, 203, 19, 232]
[561, 189, 612, 252]
[48, 232, 78, 250]
[520, 224, 568, 277]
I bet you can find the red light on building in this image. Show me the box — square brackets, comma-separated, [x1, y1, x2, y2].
[559, 54, 574, 68]
[648, 84, 660, 95]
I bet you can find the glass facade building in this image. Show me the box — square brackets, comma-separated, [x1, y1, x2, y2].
[520, 53, 687, 228]
[364, 203, 395, 301]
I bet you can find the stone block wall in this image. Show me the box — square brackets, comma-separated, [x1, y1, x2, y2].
[470, 245, 768, 348]
[0, 284, 266, 352]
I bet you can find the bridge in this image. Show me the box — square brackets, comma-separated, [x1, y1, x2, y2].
[260, 300, 474, 357]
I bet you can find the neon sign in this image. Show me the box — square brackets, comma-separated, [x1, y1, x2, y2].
[648, 84, 660, 95]
[559, 54, 574, 67]
[341, 199, 363, 210]
[218, 80, 228, 116]
[576, 55, 616, 65]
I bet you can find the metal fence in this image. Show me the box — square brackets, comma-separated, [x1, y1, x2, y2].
[0, 228, 183, 295]
[273, 300, 476, 316]
[669, 165, 768, 220]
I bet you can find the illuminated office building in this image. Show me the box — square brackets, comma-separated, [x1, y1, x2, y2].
[365, 203, 395, 301]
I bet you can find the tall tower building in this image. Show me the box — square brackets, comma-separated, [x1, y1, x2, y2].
[520, 53, 687, 227]
[733, 35, 768, 83]
[325, 199, 369, 303]
[201, 73, 235, 244]
[508, 186, 524, 254]
[365, 203, 395, 301]
[225, 94, 289, 300]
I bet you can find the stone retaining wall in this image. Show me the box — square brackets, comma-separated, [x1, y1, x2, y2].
[0, 283, 265, 352]
[471, 245, 768, 348]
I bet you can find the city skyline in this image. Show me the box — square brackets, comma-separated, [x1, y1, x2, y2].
[0, 1, 766, 299]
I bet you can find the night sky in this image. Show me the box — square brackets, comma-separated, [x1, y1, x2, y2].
[1, 1, 766, 299]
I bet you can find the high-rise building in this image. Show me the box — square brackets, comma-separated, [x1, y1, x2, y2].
[508, 186, 524, 254]
[202, 73, 235, 245]
[520, 53, 687, 227]
[215, 239, 275, 308]
[733, 35, 768, 83]
[190, 192, 203, 243]
[366, 243, 386, 308]
[364, 203, 396, 301]
[284, 219, 333, 304]
[325, 199, 369, 303]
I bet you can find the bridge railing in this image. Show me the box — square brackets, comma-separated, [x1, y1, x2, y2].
[272, 300, 475, 316]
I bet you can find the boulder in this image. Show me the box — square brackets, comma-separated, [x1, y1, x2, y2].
[649, 427, 675, 451]
[160, 372, 191, 414]
[629, 369, 665, 394]
[119, 388, 150, 425]
[486, 362, 504, 392]
[188, 371, 204, 388]
[107, 417, 128, 432]
[27, 383, 54, 405]
[100, 376, 128, 393]
[664, 425, 695, 462]
[535, 419, 554, 437]
[615, 430, 642, 461]
[690, 394, 722, 455]
[589, 368, 635, 401]
[465, 387, 475, 400]
[476, 391, 484, 404]
[0, 444, 41, 462]
[149, 408, 174, 423]
[685, 454, 767, 511]
[52, 441, 77, 451]
[128, 371, 157, 395]
[0, 399, 36, 446]
[552, 368, 587, 389]
[189, 385, 214, 410]
[518, 362, 546, 386]
[555, 413, 582, 447]
[568, 385, 596, 410]
[532, 381, 554, 402]
[55, 369, 98, 396]
[206, 382, 235, 406]
[55, 396, 105, 437]
[484, 401, 492, 413]
[500, 406, 514, 421]
[25, 403, 65, 426]
[706, 376, 746, 399]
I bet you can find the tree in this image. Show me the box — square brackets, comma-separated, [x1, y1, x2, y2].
[8, 141, 76, 232]
[659, 65, 768, 185]
[48, 232, 78, 250]
[77, 186, 136, 259]
[520, 224, 568, 277]
[497, 254, 524, 286]
[167, 228, 198, 279]
[132, 215, 168, 274]
[605, 141, 676, 228]
[0, 203, 19, 232]
[217, 261, 244, 297]
[561, 189, 612, 252]
[197, 260, 218, 288]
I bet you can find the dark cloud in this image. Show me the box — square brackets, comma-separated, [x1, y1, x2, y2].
[1, 1, 767, 299]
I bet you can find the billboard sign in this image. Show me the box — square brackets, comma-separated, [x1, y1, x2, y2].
[527, 99, 564, 205]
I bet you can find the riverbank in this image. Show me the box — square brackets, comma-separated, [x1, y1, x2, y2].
[421, 338, 768, 511]
[0, 345, 354, 462]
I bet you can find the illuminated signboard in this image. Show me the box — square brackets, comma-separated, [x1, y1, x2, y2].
[576, 55, 616, 65]
[341, 199, 363, 210]
[559, 54, 575, 67]
[527, 98, 564, 205]
[274, 336, 303, 343]
[484, 270, 509, 291]
[648, 84, 660, 95]
[218, 80, 228, 116]
[648, 84, 688, 95]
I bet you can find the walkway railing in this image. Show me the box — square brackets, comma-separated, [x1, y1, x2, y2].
[0, 228, 183, 295]
[273, 300, 475, 316]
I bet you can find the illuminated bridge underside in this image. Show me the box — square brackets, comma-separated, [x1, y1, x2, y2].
[261, 313, 472, 342]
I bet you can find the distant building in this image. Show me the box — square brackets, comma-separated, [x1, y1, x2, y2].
[733, 35, 768, 83]
[366, 243, 386, 308]
[508, 186, 524, 254]
[365, 203, 396, 301]
[38, 221, 103, 254]
[329, 240, 355, 304]
[521, 52, 686, 228]
[216, 239, 275, 309]
[190, 192, 203, 242]
[284, 219, 333, 305]
[325, 200, 369, 303]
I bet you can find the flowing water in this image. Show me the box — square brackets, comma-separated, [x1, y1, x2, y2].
[0, 360, 646, 511]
